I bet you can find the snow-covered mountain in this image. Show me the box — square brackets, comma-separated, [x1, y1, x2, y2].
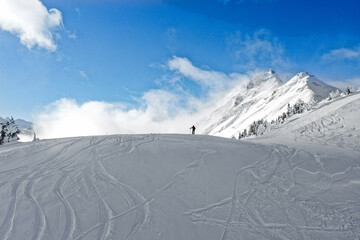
[198, 70, 338, 138]
[14, 118, 33, 130]
[0, 92, 359, 239]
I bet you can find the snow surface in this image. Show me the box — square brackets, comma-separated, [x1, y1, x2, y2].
[0, 92, 359, 240]
[198, 71, 338, 138]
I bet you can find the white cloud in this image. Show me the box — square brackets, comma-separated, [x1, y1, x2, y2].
[79, 70, 88, 79]
[168, 56, 243, 91]
[227, 29, 289, 71]
[34, 94, 200, 139]
[34, 56, 249, 139]
[68, 32, 77, 40]
[0, 0, 63, 51]
[322, 47, 360, 61]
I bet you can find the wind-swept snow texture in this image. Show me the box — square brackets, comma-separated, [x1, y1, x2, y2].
[1, 88, 360, 240]
[199, 70, 338, 138]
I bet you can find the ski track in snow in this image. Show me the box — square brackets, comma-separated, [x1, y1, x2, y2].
[185, 145, 360, 240]
[0, 135, 152, 240]
[75, 140, 213, 240]
[0, 131, 359, 239]
[278, 93, 360, 153]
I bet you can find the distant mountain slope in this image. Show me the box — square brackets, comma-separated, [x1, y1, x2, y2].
[198, 70, 338, 138]
[14, 118, 33, 130]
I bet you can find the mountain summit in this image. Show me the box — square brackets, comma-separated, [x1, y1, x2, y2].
[283, 72, 338, 102]
[246, 69, 282, 90]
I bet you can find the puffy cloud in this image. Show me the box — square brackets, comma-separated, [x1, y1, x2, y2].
[168, 56, 243, 91]
[322, 46, 360, 61]
[0, 0, 63, 51]
[34, 94, 200, 139]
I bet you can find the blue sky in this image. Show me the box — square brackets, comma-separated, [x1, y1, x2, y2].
[0, 0, 360, 124]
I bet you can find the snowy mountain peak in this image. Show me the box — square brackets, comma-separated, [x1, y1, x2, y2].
[284, 72, 338, 102]
[246, 69, 282, 90]
[296, 71, 311, 78]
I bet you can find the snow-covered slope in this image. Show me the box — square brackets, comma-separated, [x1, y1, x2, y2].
[0, 92, 359, 240]
[198, 70, 338, 138]
[256, 91, 360, 151]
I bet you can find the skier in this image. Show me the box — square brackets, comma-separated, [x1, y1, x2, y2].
[190, 125, 196, 134]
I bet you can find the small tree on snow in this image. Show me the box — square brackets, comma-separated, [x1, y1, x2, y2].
[286, 100, 308, 118]
[287, 103, 291, 117]
[346, 86, 354, 95]
[248, 119, 269, 136]
[328, 90, 341, 100]
[277, 112, 287, 124]
[0, 124, 6, 145]
[238, 129, 247, 139]
[0, 117, 20, 145]
[293, 99, 307, 114]
[7, 117, 20, 142]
